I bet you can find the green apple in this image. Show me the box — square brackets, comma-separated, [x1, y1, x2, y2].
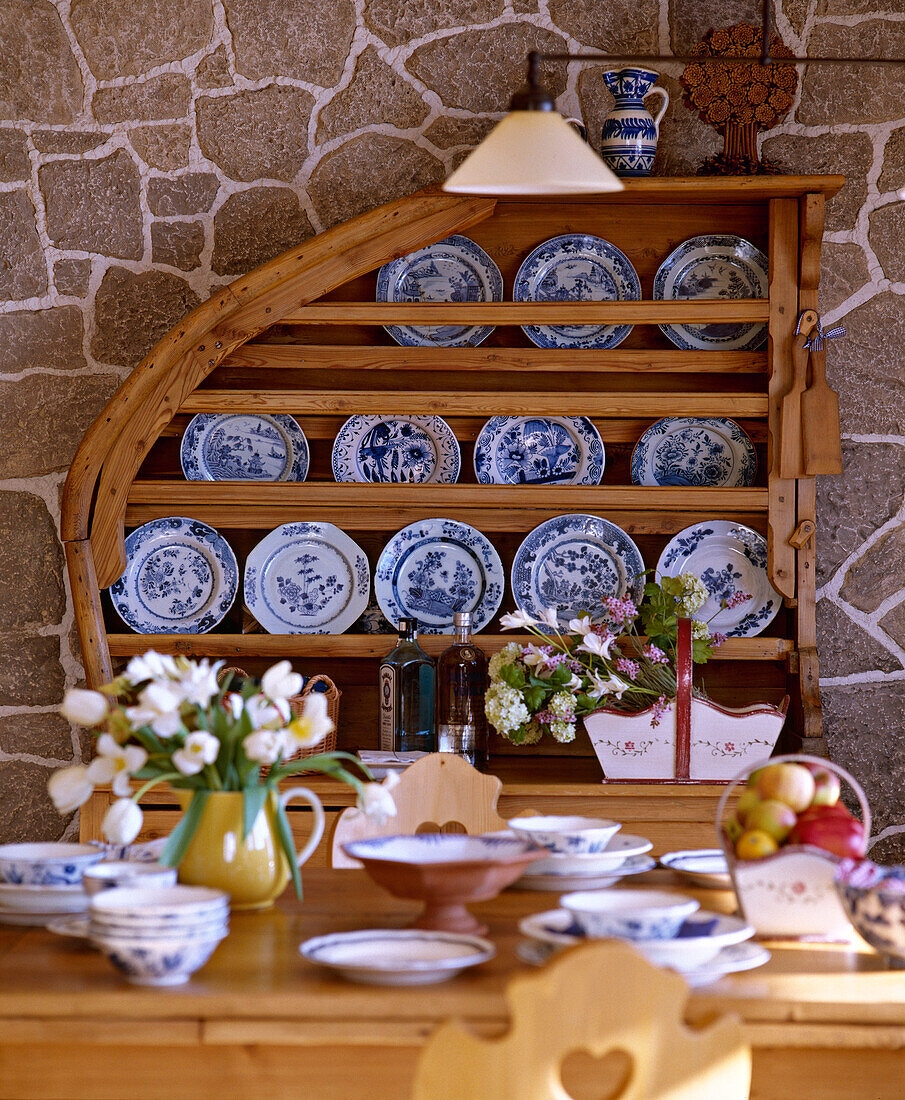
[745, 798, 798, 843]
[735, 787, 762, 827]
[756, 762, 816, 813]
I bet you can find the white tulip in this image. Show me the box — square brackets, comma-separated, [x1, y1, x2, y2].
[261, 661, 303, 702]
[125, 681, 184, 737]
[86, 733, 148, 797]
[499, 609, 537, 630]
[244, 693, 289, 730]
[47, 764, 94, 814]
[577, 631, 616, 660]
[586, 670, 628, 701]
[285, 691, 333, 751]
[567, 614, 593, 636]
[539, 606, 560, 629]
[565, 673, 583, 692]
[59, 688, 109, 727]
[242, 729, 287, 765]
[521, 644, 548, 668]
[123, 651, 178, 685]
[356, 773, 399, 825]
[172, 731, 220, 776]
[102, 798, 143, 844]
[173, 658, 222, 706]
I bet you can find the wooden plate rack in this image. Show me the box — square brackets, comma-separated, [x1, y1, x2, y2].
[62, 176, 844, 843]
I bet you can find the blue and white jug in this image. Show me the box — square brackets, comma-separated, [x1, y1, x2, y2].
[600, 68, 669, 177]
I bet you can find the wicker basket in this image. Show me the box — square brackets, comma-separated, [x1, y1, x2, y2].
[219, 667, 340, 768]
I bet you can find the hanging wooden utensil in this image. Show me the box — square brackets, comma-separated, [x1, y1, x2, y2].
[779, 310, 817, 478]
[802, 333, 843, 475]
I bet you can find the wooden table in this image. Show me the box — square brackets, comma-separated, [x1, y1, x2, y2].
[1, 869, 904, 1099]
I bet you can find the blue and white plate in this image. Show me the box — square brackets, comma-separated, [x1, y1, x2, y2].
[656, 520, 780, 638]
[473, 416, 604, 486]
[510, 853, 657, 892]
[375, 234, 503, 347]
[374, 518, 504, 634]
[654, 234, 768, 351]
[180, 413, 309, 481]
[299, 929, 495, 986]
[511, 514, 645, 629]
[244, 522, 370, 634]
[631, 417, 756, 487]
[332, 415, 460, 484]
[513, 234, 641, 349]
[110, 517, 238, 634]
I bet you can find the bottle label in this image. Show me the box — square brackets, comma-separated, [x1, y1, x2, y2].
[437, 722, 475, 756]
[459, 647, 475, 660]
[379, 664, 396, 751]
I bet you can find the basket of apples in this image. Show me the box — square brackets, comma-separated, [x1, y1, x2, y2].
[716, 754, 871, 940]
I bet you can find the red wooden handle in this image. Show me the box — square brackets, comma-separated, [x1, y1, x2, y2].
[675, 618, 692, 779]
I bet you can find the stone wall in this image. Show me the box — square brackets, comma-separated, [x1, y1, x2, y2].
[2, 0, 905, 851]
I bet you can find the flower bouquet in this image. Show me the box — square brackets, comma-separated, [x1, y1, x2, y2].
[50, 653, 397, 898]
[486, 575, 787, 780]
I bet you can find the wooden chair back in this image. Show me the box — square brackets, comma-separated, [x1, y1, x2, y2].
[330, 753, 509, 868]
[413, 940, 751, 1100]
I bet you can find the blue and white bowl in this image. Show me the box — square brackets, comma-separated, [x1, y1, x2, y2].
[89, 884, 229, 924]
[561, 888, 699, 940]
[836, 860, 905, 962]
[506, 815, 621, 855]
[0, 843, 104, 886]
[92, 929, 227, 986]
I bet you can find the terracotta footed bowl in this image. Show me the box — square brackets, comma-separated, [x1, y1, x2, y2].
[342, 834, 546, 935]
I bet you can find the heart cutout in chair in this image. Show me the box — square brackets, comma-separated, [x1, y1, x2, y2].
[415, 821, 468, 835]
[560, 1048, 634, 1100]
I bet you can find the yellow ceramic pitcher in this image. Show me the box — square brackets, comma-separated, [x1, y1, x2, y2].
[176, 787, 325, 910]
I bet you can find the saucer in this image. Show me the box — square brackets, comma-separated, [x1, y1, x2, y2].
[300, 929, 495, 985]
[529, 833, 654, 875]
[519, 908, 754, 971]
[510, 854, 657, 892]
[46, 915, 91, 940]
[660, 849, 732, 889]
[0, 882, 89, 914]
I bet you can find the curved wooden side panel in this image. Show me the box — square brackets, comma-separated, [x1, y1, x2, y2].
[81, 191, 496, 589]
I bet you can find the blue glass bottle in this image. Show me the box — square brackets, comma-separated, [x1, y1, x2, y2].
[379, 617, 436, 753]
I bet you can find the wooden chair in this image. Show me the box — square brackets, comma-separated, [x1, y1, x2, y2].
[330, 753, 510, 868]
[413, 940, 751, 1100]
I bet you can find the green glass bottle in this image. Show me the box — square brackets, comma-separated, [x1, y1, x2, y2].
[378, 618, 436, 753]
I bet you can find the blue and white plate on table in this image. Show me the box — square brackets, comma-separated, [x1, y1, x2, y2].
[631, 417, 756, 487]
[473, 416, 604, 486]
[375, 234, 502, 348]
[513, 234, 641, 349]
[660, 849, 732, 890]
[332, 415, 460, 484]
[511, 514, 645, 630]
[110, 517, 238, 634]
[528, 832, 654, 876]
[374, 518, 504, 634]
[654, 234, 768, 351]
[510, 853, 657, 892]
[657, 520, 780, 638]
[244, 522, 370, 634]
[180, 413, 309, 481]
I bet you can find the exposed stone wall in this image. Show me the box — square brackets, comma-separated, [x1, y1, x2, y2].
[1, 0, 904, 850]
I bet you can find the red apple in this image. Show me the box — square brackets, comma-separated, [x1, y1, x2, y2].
[789, 806, 866, 858]
[809, 768, 841, 807]
[756, 762, 816, 813]
[745, 799, 798, 843]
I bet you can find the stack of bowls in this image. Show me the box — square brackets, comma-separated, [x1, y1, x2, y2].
[0, 842, 103, 924]
[88, 885, 229, 985]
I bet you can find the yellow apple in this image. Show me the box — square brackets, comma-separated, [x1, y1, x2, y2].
[755, 762, 815, 813]
[735, 829, 779, 860]
[745, 798, 797, 843]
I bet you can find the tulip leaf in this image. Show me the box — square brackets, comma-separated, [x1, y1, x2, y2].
[273, 797, 302, 900]
[160, 789, 210, 868]
[241, 785, 268, 841]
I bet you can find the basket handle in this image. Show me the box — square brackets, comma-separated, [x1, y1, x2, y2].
[675, 618, 692, 779]
[715, 753, 872, 859]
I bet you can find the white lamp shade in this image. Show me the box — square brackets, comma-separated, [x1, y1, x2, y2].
[442, 110, 624, 196]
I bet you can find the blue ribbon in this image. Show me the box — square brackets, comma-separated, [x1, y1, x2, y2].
[796, 311, 846, 351]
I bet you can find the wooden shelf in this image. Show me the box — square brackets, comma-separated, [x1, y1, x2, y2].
[124, 483, 768, 531]
[224, 345, 769, 375]
[105, 633, 795, 660]
[179, 391, 769, 417]
[280, 300, 769, 325]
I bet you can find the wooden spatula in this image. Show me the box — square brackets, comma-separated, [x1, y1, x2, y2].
[779, 329, 811, 479]
[802, 338, 843, 475]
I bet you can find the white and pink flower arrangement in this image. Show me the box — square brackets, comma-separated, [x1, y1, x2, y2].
[485, 574, 750, 746]
[49, 653, 396, 896]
